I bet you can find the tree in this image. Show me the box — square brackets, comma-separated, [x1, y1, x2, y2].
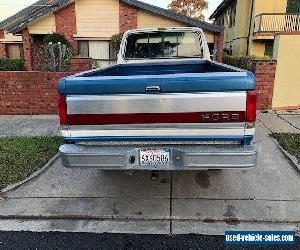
[168, 0, 208, 21]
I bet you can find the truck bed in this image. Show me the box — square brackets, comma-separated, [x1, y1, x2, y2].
[59, 60, 255, 95]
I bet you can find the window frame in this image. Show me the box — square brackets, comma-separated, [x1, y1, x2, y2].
[124, 31, 204, 60]
[228, 0, 237, 27]
[264, 41, 274, 57]
[78, 40, 116, 61]
[6, 43, 23, 59]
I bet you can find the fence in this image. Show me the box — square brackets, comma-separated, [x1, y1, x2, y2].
[0, 58, 280, 114]
[0, 57, 92, 115]
[254, 14, 300, 34]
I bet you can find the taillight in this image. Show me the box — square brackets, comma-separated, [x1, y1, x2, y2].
[58, 95, 67, 125]
[246, 90, 256, 122]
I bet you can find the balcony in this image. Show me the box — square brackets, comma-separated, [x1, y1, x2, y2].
[254, 13, 300, 35]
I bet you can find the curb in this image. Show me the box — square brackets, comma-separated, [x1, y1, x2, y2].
[272, 138, 300, 171]
[1, 153, 60, 194]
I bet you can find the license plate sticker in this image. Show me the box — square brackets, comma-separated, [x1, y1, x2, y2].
[140, 149, 170, 165]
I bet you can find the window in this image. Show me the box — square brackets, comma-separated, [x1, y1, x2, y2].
[286, 0, 300, 13]
[124, 32, 203, 59]
[264, 41, 274, 57]
[78, 40, 116, 68]
[78, 41, 89, 57]
[6, 44, 23, 59]
[216, 15, 224, 26]
[229, 1, 237, 27]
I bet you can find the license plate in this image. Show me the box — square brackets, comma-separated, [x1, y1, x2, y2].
[140, 149, 170, 165]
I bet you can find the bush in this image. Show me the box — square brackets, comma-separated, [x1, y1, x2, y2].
[111, 33, 124, 54]
[222, 54, 270, 72]
[43, 33, 73, 50]
[42, 33, 74, 72]
[0, 58, 26, 71]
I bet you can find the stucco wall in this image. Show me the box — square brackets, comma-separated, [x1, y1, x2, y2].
[249, 40, 266, 56]
[248, 0, 288, 57]
[75, 0, 119, 38]
[272, 34, 300, 109]
[28, 14, 56, 34]
[222, 0, 251, 56]
[253, 0, 287, 16]
[220, 0, 288, 56]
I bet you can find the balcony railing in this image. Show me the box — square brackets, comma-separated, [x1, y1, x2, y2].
[254, 13, 300, 34]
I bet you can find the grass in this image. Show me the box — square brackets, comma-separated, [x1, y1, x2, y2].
[0, 136, 63, 190]
[273, 133, 300, 162]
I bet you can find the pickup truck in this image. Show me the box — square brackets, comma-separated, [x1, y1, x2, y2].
[58, 27, 258, 170]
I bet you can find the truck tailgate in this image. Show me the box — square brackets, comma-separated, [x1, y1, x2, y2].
[63, 92, 246, 140]
[59, 70, 256, 145]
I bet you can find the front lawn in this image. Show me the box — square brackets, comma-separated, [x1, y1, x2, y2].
[273, 133, 300, 162]
[0, 136, 63, 190]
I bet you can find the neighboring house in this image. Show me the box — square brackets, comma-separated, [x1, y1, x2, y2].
[0, 0, 223, 70]
[210, 0, 300, 57]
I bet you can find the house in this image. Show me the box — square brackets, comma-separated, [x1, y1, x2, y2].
[209, 0, 300, 57]
[0, 0, 223, 70]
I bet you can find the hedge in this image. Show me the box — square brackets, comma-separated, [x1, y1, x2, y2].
[43, 33, 73, 51]
[222, 54, 270, 72]
[42, 33, 74, 72]
[110, 33, 124, 53]
[0, 58, 26, 71]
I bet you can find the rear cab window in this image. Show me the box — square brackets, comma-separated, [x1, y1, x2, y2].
[125, 31, 204, 60]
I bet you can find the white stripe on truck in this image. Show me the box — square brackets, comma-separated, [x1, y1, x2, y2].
[62, 123, 245, 138]
[67, 92, 246, 115]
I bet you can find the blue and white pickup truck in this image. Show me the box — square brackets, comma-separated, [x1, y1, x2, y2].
[58, 27, 258, 170]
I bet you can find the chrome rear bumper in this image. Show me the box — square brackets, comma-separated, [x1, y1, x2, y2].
[59, 144, 258, 170]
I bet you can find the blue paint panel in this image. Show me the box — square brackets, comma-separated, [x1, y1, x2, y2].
[243, 135, 254, 145]
[64, 135, 253, 144]
[58, 60, 255, 95]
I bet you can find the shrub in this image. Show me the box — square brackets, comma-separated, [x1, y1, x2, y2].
[43, 33, 73, 50]
[42, 33, 74, 72]
[222, 54, 270, 72]
[0, 58, 26, 71]
[111, 33, 124, 54]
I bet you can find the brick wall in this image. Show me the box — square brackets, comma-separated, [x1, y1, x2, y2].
[55, 3, 78, 53]
[253, 60, 277, 110]
[214, 32, 223, 62]
[0, 72, 68, 114]
[22, 28, 33, 70]
[0, 30, 6, 58]
[0, 58, 92, 115]
[119, 1, 138, 33]
[31, 37, 44, 70]
[70, 57, 93, 72]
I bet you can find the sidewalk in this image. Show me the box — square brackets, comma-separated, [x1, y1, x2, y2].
[0, 115, 60, 137]
[258, 110, 300, 134]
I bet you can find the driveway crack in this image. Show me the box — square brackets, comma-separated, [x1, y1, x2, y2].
[275, 112, 300, 131]
[170, 171, 173, 235]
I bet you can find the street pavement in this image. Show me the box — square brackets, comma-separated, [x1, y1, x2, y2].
[0, 231, 299, 250]
[0, 116, 299, 235]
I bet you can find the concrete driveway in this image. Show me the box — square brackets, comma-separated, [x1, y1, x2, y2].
[0, 116, 300, 235]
